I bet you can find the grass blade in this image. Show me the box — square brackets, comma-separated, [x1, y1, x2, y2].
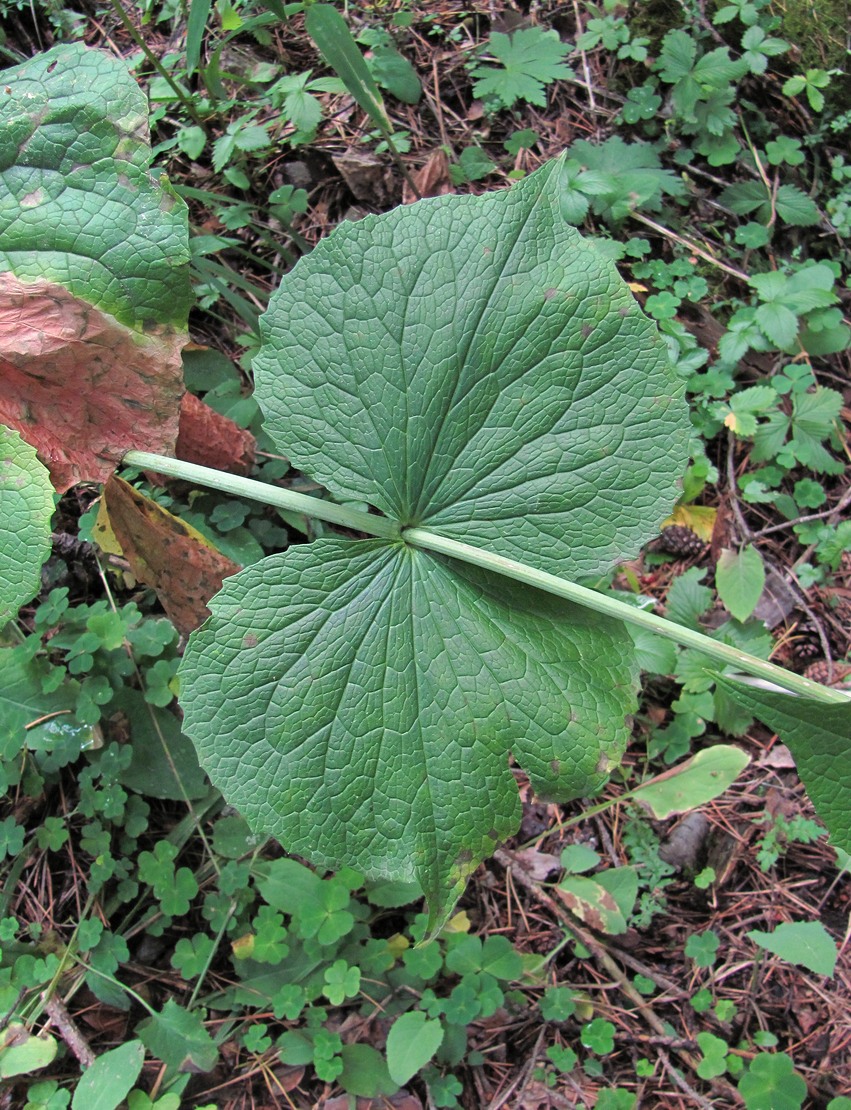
[186, 0, 213, 75]
[305, 3, 390, 132]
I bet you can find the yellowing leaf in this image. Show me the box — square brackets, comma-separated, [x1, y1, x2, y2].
[664, 503, 717, 541]
[103, 476, 239, 636]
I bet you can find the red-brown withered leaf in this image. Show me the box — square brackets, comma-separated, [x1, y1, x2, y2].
[176, 392, 255, 476]
[102, 476, 239, 636]
[0, 275, 185, 493]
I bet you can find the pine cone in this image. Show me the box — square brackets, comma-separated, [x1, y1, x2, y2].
[794, 617, 822, 662]
[803, 660, 851, 687]
[659, 525, 704, 557]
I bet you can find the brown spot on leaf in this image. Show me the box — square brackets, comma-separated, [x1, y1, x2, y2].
[0, 274, 185, 492]
[243, 633, 259, 649]
[550, 759, 560, 775]
[544, 287, 557, 300]
[20, 189, 44, 208]
[102, 475, 239, 635]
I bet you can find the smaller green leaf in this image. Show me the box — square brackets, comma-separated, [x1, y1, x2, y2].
[305, 4, 390, 132]
[630, 746, 750, 818]
[0, 425, 54, 623]
[747, 920, 837, 977]
[72, 1040, 144, 1110]
[137, 1000, 217, 1073]
[540, 986, 576, 1022]
[696, 1032, 729, 1079]
[0, 1027, 57, 1079]
[471, 28, 574, 109]
[111, 690, 208, 801]
[755, 302, 799, 349]
[738, 1052, 806, 1110]
[716, 545, 765, 621]
[559, 843, 601, 873]
[666, 567, 713, 629]
[338, 1044, 399, 1098]
[774, 185, 821, 227]
[581, 1018, 615, 1055]
[368, 45, 421, 104]
[386, 1011, 444, 1085]
[715, 678, 851, 855]
[685, 929, 720, 968]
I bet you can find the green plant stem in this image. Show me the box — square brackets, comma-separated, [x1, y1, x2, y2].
[122, 451, 401, 540]
[104, 0, 204, 127]
[123, 451, 849, 706]
[402, 530, 850, 706]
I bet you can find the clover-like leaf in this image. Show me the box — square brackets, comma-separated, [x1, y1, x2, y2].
[0, 44, 190, 491]
[0, 425, 54, 622]
[181, 161, 689, 927]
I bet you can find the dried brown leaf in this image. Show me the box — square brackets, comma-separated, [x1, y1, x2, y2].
[403, 149, 453, 203]
[176, 392, 255, 476]
[0, 275, 184, 492]
[102, 476, 239, 635]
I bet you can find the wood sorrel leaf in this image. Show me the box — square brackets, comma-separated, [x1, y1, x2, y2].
[182, 160, 688, 927]
[253, 157, 688, 578]
[180, 539, 637, 930]
[0, 44, 190, 491]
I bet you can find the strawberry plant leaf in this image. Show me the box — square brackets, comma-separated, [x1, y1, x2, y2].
[716, 677, 851, 853]
[181, 160, 689, 927]
[181, 539, 637, 929]
[715, 544, 765, 621]
[0, 44, 190, 491]
[0, 425, 54, 622]
[747, 920, 837, 977]
[386, 1011, 444, 1085]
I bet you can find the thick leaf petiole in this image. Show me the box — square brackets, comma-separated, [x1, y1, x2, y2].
[124, 451, 850, 708]
[122, 451, 400, 541]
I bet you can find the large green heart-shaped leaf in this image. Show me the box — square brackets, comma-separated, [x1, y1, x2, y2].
[0, 44, 189, 491]
[254, 158, 688, 578]
[182, 160, 689, 924]
[0, 43, 190, 328]
[180, 539, 637, 927]
[0, 425, 53, 623]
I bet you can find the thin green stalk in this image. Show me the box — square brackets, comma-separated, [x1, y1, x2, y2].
[105, 0, 204, 127]
[123, 451, 849, 706]
[122, 451, 401, 540]
[403, 528, 850, 706]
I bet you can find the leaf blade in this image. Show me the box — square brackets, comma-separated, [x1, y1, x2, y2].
[0, 425, 54, 622]
[254, 158, 689, 579]
[305, 4, 390, 132]
[179, 538, 638, 928]
[715, 676, 851, 853]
